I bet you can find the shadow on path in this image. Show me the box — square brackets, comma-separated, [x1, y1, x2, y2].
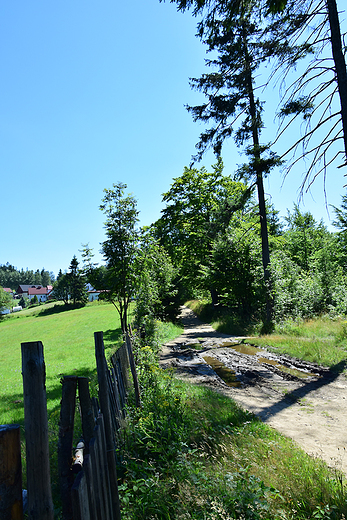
[258, 360, 347, 421]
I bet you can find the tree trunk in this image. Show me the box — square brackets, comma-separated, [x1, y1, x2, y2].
[210, 288, 219, 307]
[243, 28, 273, 322]
[326, 0, 347, 165]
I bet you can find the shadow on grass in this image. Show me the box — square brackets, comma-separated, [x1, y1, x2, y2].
[35, 303, 86, 318]
[103, 328, 123, 349]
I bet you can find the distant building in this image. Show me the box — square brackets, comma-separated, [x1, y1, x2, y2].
[16, 285, 42, 298]
[86, 282, 103, 302]
[27, 286, 50, 303]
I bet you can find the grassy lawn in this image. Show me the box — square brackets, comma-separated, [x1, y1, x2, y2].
[0, 301, 123, 426]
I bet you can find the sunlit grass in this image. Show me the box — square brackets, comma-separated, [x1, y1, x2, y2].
[0, 301, 122, 425]
[156, 319, 184, 343]
[251, 317, 347, 369]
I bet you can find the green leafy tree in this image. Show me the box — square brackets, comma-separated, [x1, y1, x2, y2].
[30, 294, 39, 305]
[283, 205, 330, 271]
[270, 205, 345, 318]
[332, 193, 347, 269]
[53, 274, 70, 304]
[40, 269, 51, 287]
[53, 258, 87, 305]
[154, 160, 252, 302]
[0, 287, 12, 317]
[34, 269, 42, 285]
[134, 233, 179, 343]
[83, 183, 140, 334]
[205, 219, 265, 317]
[161, 0, 295, 320]
[22, 269, 35, 285]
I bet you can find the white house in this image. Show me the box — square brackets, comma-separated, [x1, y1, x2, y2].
[28, 286, 49, 302]
[86, 283, 102, 302]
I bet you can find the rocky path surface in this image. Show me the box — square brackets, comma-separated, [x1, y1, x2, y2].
[160, 306, 347, 475]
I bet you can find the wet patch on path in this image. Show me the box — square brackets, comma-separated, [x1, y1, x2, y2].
[160, 306, 347, 475]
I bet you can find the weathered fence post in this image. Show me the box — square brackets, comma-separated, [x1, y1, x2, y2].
[125, 333, 141, 408]
[0, 424, 23, 520]
[77, 377, 95, 452]
[58, 375, 78, 520]
[21, 341, 54, 520]
[94, 331, 122, 520]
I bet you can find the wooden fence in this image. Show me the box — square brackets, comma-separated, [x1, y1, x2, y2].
[0, 331, 140, 520]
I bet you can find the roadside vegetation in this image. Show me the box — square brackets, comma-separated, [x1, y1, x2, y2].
[120, 340, 347, 520]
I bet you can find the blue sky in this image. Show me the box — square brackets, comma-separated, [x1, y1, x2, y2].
[1, 0, 346, 277]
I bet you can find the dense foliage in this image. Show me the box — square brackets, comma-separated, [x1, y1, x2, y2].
[154, 160, 347, 324]
[154, 0, 346, 327]
[153, 159, 252, 303]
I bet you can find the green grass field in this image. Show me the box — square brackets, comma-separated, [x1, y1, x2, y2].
[0, 301, 122, 426]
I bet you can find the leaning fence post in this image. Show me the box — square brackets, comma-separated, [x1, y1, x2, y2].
[0, 424, 23, 520]
[125, 333, 141, 408]
[94, 331, 122, 520]
[77, 377, 95, 452]
[21, 341, 54, 520]
[58, 375, 78, 520]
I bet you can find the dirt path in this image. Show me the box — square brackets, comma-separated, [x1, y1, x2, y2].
[160, 306, 347, 475]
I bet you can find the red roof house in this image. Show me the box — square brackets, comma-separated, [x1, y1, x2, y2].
[28, 286, 49, 302]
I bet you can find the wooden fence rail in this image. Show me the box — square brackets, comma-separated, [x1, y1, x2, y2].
[0, 332, 140, 520]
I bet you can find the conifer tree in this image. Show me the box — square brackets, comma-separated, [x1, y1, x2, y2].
[163, 0, 291, 321]
[68, 255, 88, 305]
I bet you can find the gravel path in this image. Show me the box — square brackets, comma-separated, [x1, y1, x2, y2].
[160, 306, 347, 475]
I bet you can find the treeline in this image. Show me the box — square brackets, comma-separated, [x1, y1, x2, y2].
[143, 0, 346, 331]
[0, 264, 54, 291]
